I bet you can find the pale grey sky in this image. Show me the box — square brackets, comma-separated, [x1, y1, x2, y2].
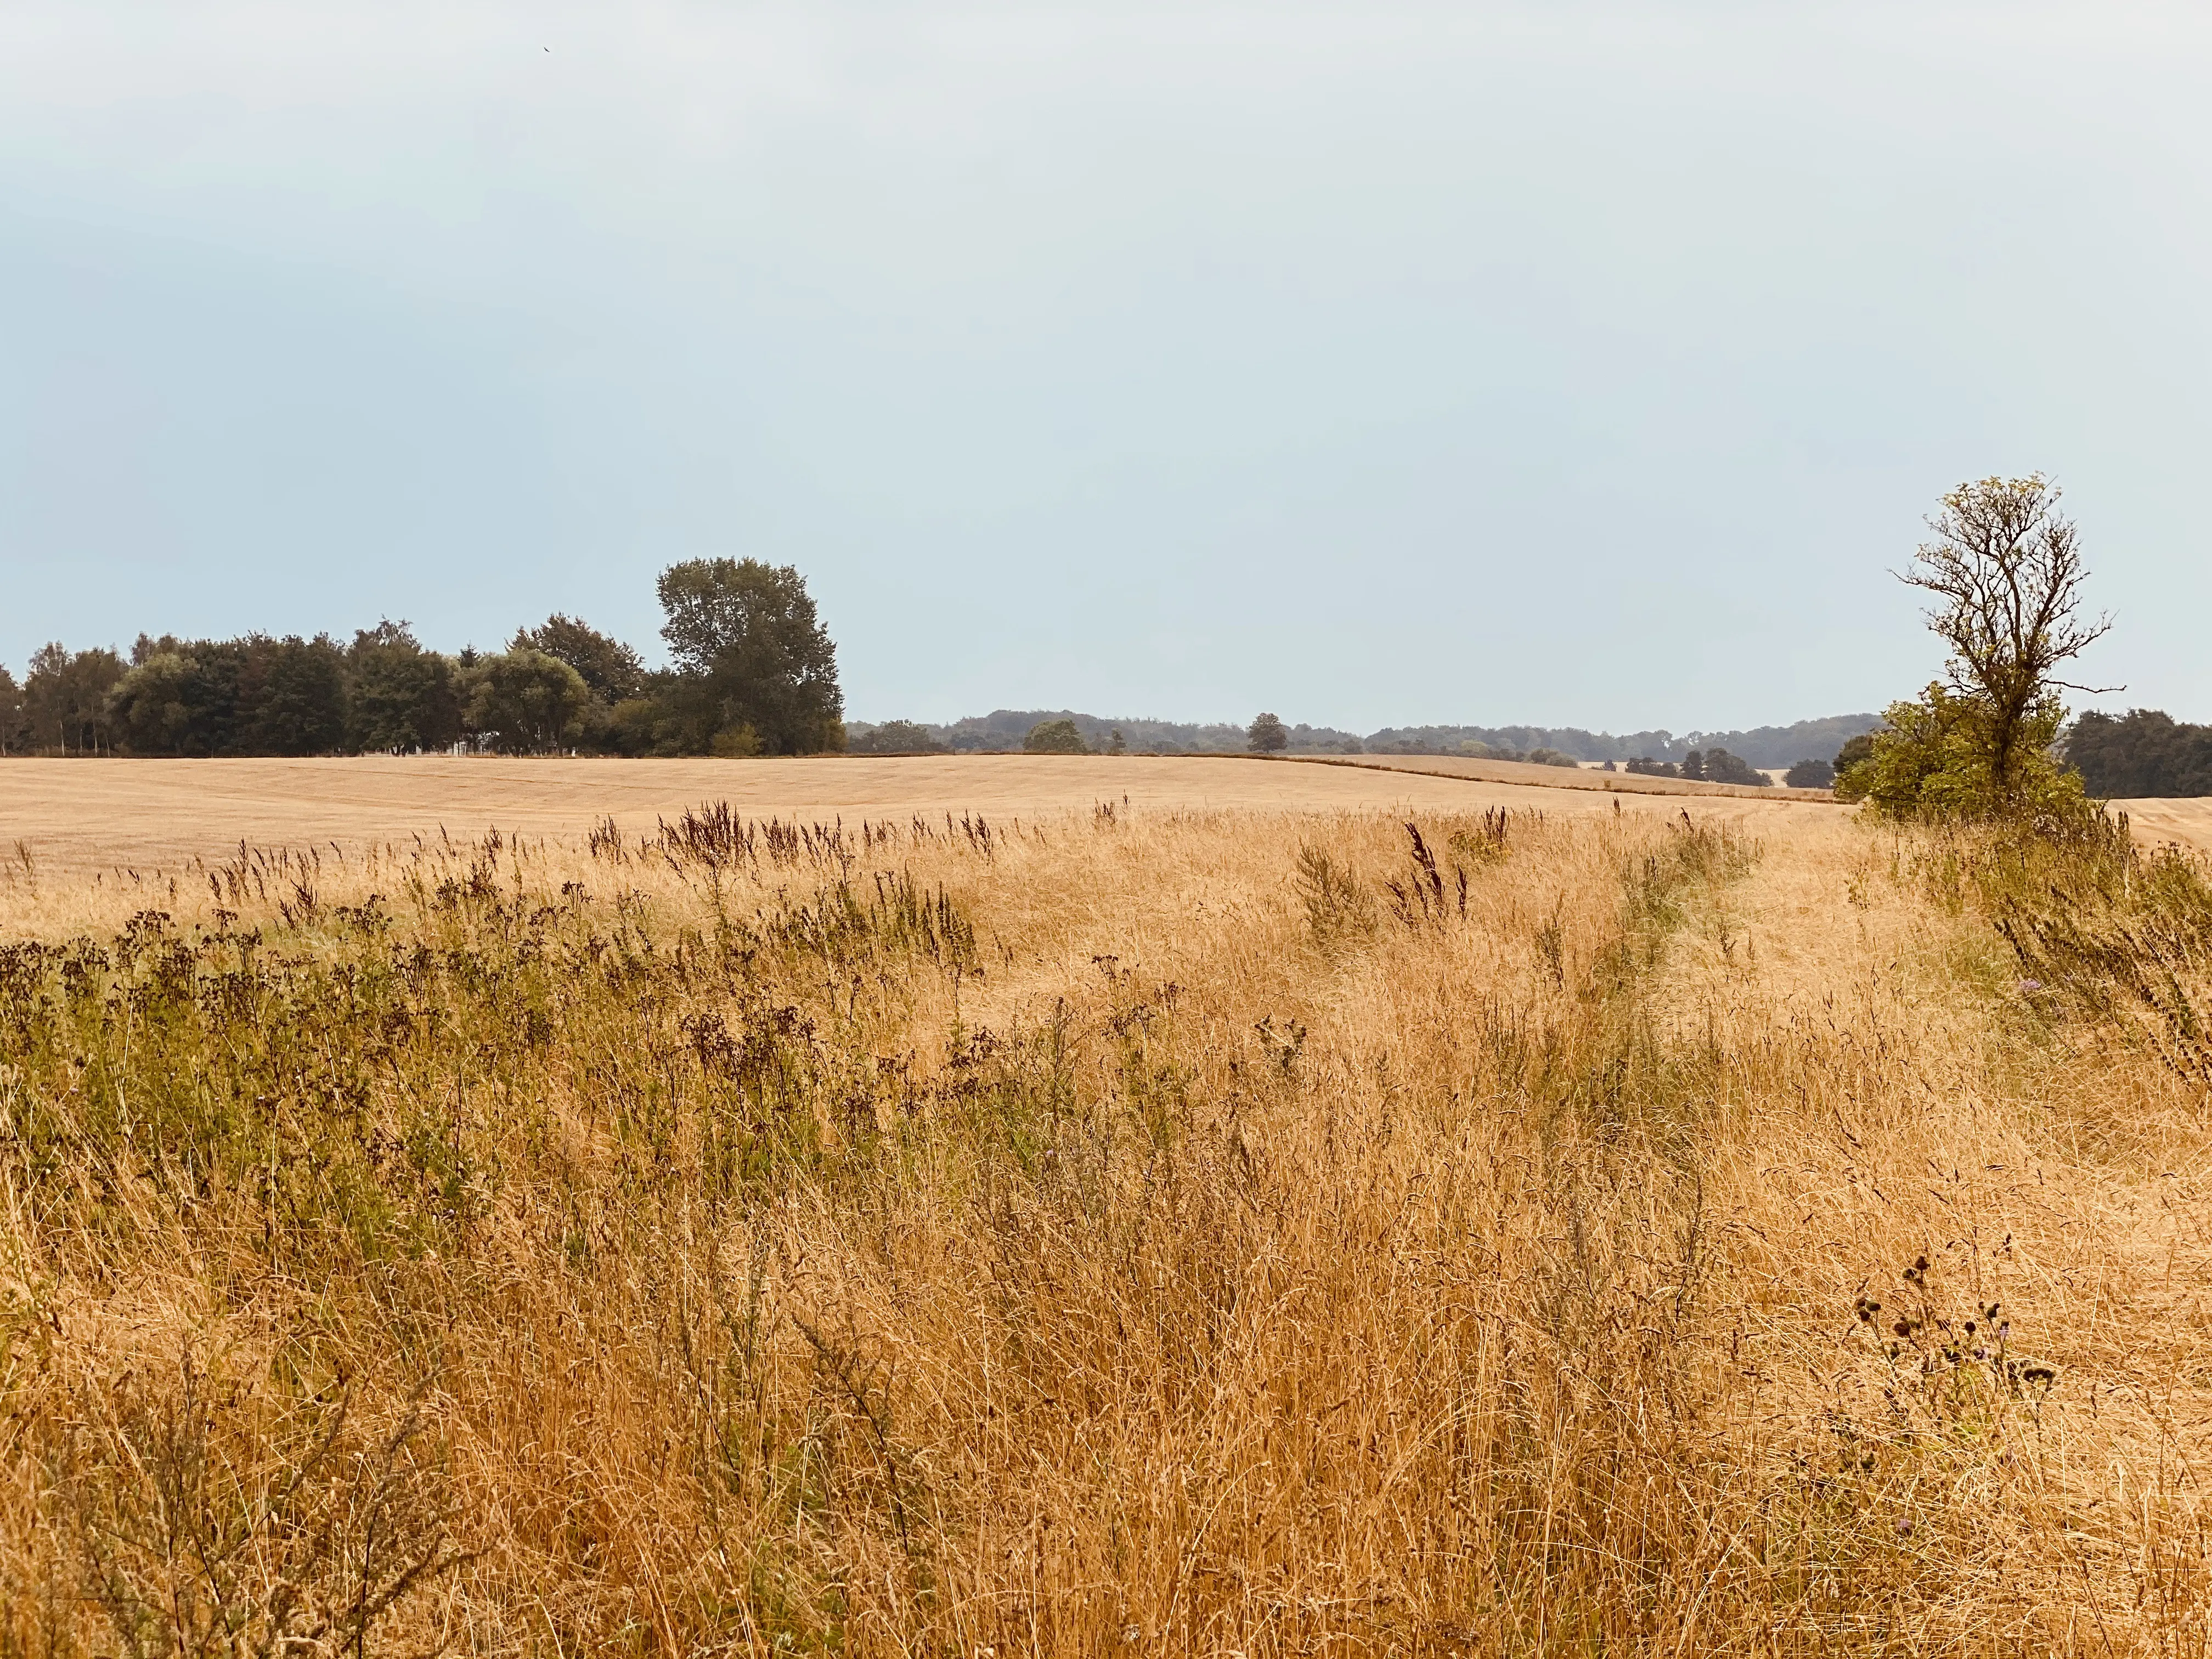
[3, 2, 2207, 731]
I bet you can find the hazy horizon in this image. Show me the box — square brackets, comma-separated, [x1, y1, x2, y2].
[5, 3, 2209, 732]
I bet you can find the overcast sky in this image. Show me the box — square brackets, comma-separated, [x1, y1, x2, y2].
[3, 2, 2207, 733]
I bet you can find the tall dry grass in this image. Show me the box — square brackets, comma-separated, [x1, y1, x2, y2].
[2, 799, 2210, 1655]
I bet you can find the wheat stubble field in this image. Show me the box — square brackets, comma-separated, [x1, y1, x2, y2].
[0, 754, 1841, 877]
[4, 760, 2212, 1655]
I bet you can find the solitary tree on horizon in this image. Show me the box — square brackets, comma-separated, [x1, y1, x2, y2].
[1839, 474, 2110, 817]
[1903, 475, 2113, 796]
[1248, 712, 1288, 753]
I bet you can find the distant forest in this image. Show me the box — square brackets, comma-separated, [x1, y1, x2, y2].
[2065, 710, 2212, 798]
[849, 711, 1888, 770]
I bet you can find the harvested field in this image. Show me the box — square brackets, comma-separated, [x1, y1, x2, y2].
[2113, 795, 2212, 855]
[1315, 749, 1835, 800]
[0, 753, 1844, 874]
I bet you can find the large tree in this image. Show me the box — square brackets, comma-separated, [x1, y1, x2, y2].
[1901, 474, 2111, 798]
[108, 649, 219, 755]
[657, 560, 844, 755]
[347, 622, 462, 753]
[239, 635, 349, 755]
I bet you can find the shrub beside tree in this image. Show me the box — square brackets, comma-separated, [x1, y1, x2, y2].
[1440, 740, 1578, 766]
[1632, 749, 1767, 786]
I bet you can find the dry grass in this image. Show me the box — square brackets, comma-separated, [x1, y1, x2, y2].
[2, 792, 2210, 1655]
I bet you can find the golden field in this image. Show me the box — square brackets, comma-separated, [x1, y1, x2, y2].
[2114, 797, 2212, 858]
[0, 753, 1847, 875]
[2, 763, 2211, 1655]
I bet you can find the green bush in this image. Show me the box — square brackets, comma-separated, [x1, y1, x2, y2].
[1835, 684, 2088, 823]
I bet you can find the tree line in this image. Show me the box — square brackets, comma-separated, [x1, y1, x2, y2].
[1361, 715, 1882, 770]
[1621, 748, 1775, 786]
[0, 560, 843, 759]
[846, 710, 1887, 768]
